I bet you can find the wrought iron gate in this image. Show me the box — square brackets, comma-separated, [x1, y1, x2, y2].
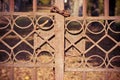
[0, 0, 120, 80]
[0, 12, 120, 80]
[64, 17, 120, 80]
[0, 13, 64, 80]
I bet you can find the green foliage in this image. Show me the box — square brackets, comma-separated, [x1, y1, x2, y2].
[39, 0, 51, 5]
[115, 0, 120, 15]
[87, 0, 104, 16]
[98, 0, 104, 15]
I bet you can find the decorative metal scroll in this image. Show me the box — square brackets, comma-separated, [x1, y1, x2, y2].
[0, 14, 55, 80]
[64, 19, 120, 80]
[0, 13, 120, 80]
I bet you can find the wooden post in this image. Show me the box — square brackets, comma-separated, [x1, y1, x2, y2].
[55, 14, 64, 80]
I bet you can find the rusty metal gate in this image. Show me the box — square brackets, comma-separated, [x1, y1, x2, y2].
[0, 12, 65, 80]
[0, 0, 120, 80]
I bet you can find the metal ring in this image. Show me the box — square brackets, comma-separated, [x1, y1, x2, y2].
[86, 55, 105, 68]
[0, 50, 10, 63]
[14, 15, 33, 29]
[0, 16, 10, 30]
[36, 16, 54, 31]
[66, 20, 83, 35]
[109, 56, 120, 68]
[14, 50, 33, 63]
[108, 20, 120, 34]
[86, 21, 105, 34]
[36, 50, 54, 64]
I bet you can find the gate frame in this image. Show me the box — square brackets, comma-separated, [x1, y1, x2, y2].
[1, 0, 120, 80]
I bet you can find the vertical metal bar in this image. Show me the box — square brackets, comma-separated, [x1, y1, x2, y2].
[9, 66, 14, 80]
[104, 0, 109, 17]
[105, 71, 108, 80]
[55, 0, 64, 10]
[83, 1, 87, 80]
[9, 50, 14, 80]
[55, 14, 64, 80]
[82, 71, 86, 80]
[32, 67, 37, 80]
[104, 1, 109, 79]
[10, 0, 14, 12]
[33, 0, 37, 12]
[83, 0, 87, 18]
